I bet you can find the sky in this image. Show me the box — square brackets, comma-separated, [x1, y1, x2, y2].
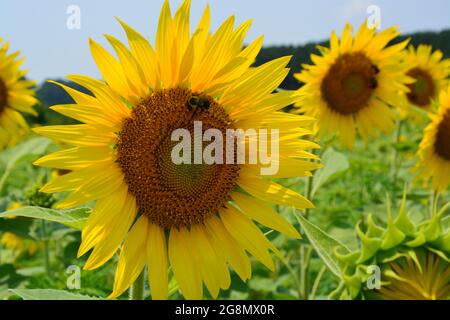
[1, 0, 450, 83]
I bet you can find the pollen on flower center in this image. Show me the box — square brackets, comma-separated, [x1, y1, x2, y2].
[434, 109, 450, 160]
[407, 68, 436, 107]
[321, 52, 378, 115]
[116, 88, 240, 229]
[0, 78, 8, 114]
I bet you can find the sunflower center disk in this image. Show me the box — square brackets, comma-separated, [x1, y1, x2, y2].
[407, 68, 435, 107]
[117, 88, 240, 229]
[321, 52, 378, 115]
[0, 78, 8, 115]
[434, 110, 450, 160]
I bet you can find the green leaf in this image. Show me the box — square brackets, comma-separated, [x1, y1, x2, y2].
[0, 218, 34, 239]
[0, 264, 27, 287]
[0, 206, 90, 230]
[10, 289, 102, 300]
[443, 214, 450, 232]
[311, 148, 349, 197]
[0, 137, 52, 192]
[296, 213, 350, 279]
[249, 277, 279, 293]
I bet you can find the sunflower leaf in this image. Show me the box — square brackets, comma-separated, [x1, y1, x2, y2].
[10, 289, 102, 300]
[311, 148, 349, 198]
[0, 206, 90, 230]
[296, 213, 350, 279]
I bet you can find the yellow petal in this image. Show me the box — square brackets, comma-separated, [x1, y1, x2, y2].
[32, 125, 116, 147]
[169, 228, 203, 300]
[67, 74, 130, 119]
[189, 224, 230, 299]
[47, 80, 98, 105]
[89, 38, 133, 101]
[110, 216, 148, 298]
[83, 192, 137, 270]
[34, 146, 113, 170]
[204, 216, 251, 281]
[56, 164, 124, 208]
[238, 175, 314, 209]
[146, 223, 169, 300]
[117, 18, 159, 89]
[220, 206, 275, 271]
[232, 192, 301, 239]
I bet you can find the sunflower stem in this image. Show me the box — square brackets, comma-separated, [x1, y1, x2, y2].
[310, 265, 327, 300]
[329, 281, 345, 300]
[430, 191, 439, 218]
[303, 141, 324, 219]
[392, 120, 404, 188]
[130, 268, 146, 300]
[299, 245, 313, 300]
[304, 175, 315, 219]
[41, 220, 51, 276]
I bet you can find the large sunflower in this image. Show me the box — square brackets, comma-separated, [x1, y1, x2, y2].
[400, 45, 450, 114]
[416, 84, 450, 192]
[34, 0, 320, 299]
[294, 23, 413, 148]
[0, 38, 37, 149]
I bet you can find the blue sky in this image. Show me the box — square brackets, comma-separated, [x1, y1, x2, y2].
[1, 0, 450, 83]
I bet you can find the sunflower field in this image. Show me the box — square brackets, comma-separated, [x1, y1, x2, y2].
[0, 0, 449, 303]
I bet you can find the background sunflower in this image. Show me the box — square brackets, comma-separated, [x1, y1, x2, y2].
[294, 22, 413, 149]
[400, 45, 450, 115]
[416, 84, 450, 192]
[0, 38, 37, 150]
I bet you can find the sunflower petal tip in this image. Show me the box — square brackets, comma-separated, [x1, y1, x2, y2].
[32, 159, 41, 166]
[107, 292, 118, 300]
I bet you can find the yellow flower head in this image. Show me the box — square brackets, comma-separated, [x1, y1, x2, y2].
[294, 22, 413, 149]
[1, 232, 24, 252]
[401, 45, 450, 114]
[0, 38, 37, 150]
[34, 0, 320, 300]
[416, 84, 450, 192]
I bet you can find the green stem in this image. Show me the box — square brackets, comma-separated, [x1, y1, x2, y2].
[303, 144, 327, 219]
[329, 281, 345, 300]
[278, 252, 302, 299]
[310, 266, 327, 300]
[129, 269, 146, 300]
[41, 220, 51, 276]
[299, 246, 313, 300]
[304, 175, 314, 219]
[392, 120, 404, 186]
[0, 235, 3, 265]
[430, 191, 439, 218]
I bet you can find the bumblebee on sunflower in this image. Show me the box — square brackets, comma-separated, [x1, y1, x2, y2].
[34, 0, 320, 299]
[0, 38, 37, 149]
[294, 22, 414, 149]
[336, 196, 449, 300]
